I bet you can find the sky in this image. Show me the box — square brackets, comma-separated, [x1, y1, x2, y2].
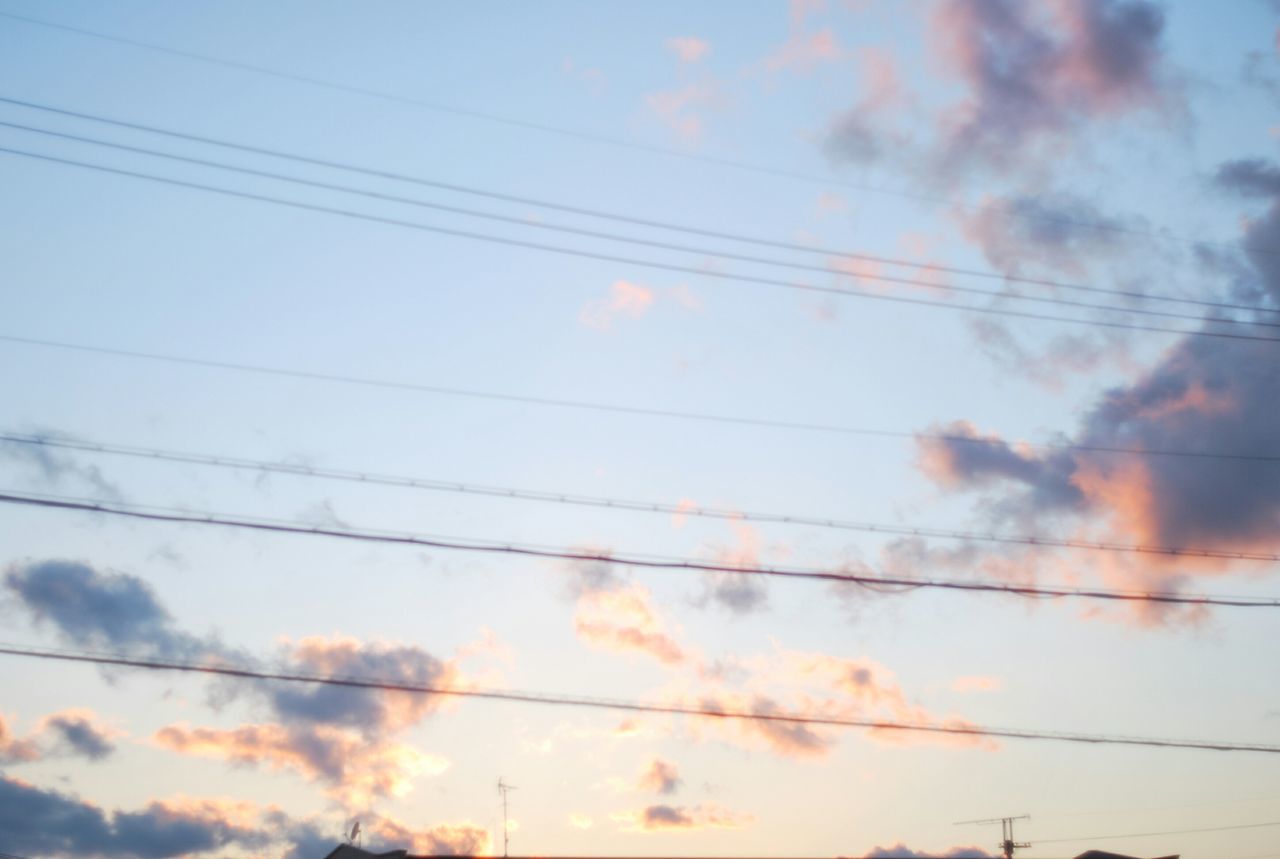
[0, 1, 1279, 857]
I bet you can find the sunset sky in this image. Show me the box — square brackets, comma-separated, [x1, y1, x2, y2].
[1, 1, 1279, 857]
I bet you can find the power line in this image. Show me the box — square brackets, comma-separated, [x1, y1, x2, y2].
[1033, 819, 1280, 843]
[2, 95, 1273, 318]
[0, 10, 1270, 260]
[4, 145, 1279, 345]
[3, 644, 1279, 753]
[2, 332, 1278, 464]
[8, 119, 1271, 330]
[6, 431, 1280, 562]
[2, 490, 1277, 608]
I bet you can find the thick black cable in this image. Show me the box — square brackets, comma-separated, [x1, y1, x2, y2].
[6, 432, 1279, 561]
[0, 11, 1271, 260]
[3, 332, 1279, 463]
[3, 644, 1279, 753]
[7, 118, 1267, 329]
[2, 491, 1277, 607]
[1, 95, 1273, 317]
[3, 144, 1278, 344]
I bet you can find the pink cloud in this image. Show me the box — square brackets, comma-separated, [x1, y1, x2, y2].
[579, 280, 657, 330]
[667, 36, 711, 64]
[637, 757, 682, 795]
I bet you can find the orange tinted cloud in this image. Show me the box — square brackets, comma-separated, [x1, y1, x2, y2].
[952, 675, 1003, 693]
[574, 585, 687, 665]
[154, 722, 447, 806]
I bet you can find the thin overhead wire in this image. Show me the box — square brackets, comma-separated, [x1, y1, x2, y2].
[6, 431, 1280, 562]
[0, 11, 1270, 260]
[3, 332, 1280, 463]
[4, 644, 1280, 753]
[2, 491, 1277, 608]
[3, 144, 1279, 344]
[7, 118, 1270, 329]
[1033, 819, 1280, 843]
[1, 95, 1273, 317]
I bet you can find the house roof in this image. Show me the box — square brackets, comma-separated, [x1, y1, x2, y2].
[320, 845, 409, 859]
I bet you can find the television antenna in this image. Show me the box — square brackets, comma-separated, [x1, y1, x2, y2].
[346, 819, 362, 847]
[498, 777, 518, 858]
[955, 814, 1030, 859]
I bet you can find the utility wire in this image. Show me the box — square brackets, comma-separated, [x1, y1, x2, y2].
[4, 144, 1279, 345]
[2, 491, 1277, 608]
[1033, 819, 1280, 843]
[3, 332, 1279, 463]
[3, 644, 1280, 753]
[6, 431, 1280, 562]
[1, 95, 1273, 318]
[0, 11, 1270, 260]
[7, 118, 1269, 329]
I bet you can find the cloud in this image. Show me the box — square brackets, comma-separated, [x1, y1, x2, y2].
[264, 636, 461, 736]
[0, 714, 41, 764]
[952, 676, 1003, 693]
[667, 36, 711, 64]
[4, 559, 225, 660]
[38, 709, 118, 760]
[153, 722, 447, 806]
[824, 47, 909, 164]
[958, 192, 1130, 278]
[863, 844, 996, 858]
[926, 0, 1175, 172]
[676, 646, 994, 758]
[644, 82, 724, 142]
[575, 585, 687, 665]
[579, 280, 657, 330]
[0, 433, 123, 500]
[696, 521, 776, 614]
[611, 803, 752, 832]
[0, 776, 270, 858]
[569, 812, 594, 829]
[637, 758, 683, 795]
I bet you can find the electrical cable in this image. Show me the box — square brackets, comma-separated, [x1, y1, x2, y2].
[2, 332, 1277, 463]
[1, 95, 1273, 317]
[7, 118, 1270, 329]
[4, 431, 1279, 562]
[1033, 819, 1280, 843]
[1, 490, 1276, 608]
[0, 11, 1270, 260]
[3, 644, 1279, 753]
[3, 144, 1279, 344]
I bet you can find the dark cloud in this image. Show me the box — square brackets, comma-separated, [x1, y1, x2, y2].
[959, 193, 1130, 277]
[1215, 158, 1280, 199]
[917, 163, 1280, 609]
[927, 0, 1174, 172]
[698, 571, 770, 615]
[266, 637, 458, 736]
[0, 777, 268, 858]
[42, 712, 116, 761]
[644, 804, 693, 827]
[1215, 158, 1280, 308]
[4, 560, 219, 660]
[0, 434, 123, 500]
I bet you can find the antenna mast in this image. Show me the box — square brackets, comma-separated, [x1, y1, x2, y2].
[498, 777, 517, 858]
[954, 814, 1030, 859]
